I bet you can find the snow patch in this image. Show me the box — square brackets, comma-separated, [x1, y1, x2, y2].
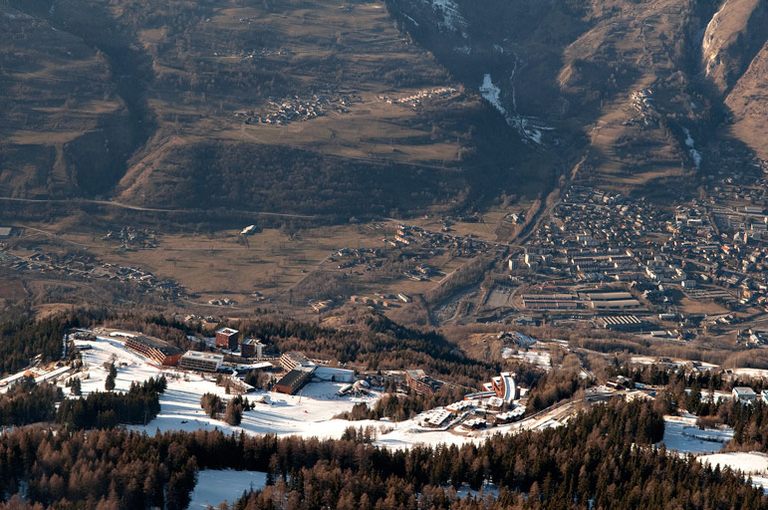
[698, 452, 768, 475]
[423, 0, 467, 34]
[189, 470, 267, 509]
[479, 74, 505, 116]
[661, 416, 732, 454]
[479, 73, 552, 145]
[683, 128, 703, 169]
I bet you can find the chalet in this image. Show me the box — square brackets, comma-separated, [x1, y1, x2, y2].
[495, 407, 526, 424]
[424, 409, 452, 428]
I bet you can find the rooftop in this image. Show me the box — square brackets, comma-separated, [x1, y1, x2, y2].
[129, 335, 183, 356]
[182, 351, 224, 363]
[275, 366, 316, 388]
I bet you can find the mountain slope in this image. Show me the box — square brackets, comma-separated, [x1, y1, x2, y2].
[389, 0, 768, 195]
[2, 0, 529, 218]
[0, 5, 134, 197]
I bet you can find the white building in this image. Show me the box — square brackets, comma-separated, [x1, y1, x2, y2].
[313, 366, 355, 383]
[733, 387, 757, 403]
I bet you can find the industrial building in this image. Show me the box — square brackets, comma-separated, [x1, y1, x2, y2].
[179, 351, 224, 372]
[597, 315, 647, 331]
[124, 335, 183, 366]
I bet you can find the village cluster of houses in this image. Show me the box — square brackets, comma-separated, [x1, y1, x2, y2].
[234, 93, 359, 126]
[2, 249, 183, 300]
[102, 226, 158, 250]
[386, 223, 506, 258]
[378, 86, 460, 110]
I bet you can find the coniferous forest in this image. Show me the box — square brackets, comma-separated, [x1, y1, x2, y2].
[0, 400, 761, 510]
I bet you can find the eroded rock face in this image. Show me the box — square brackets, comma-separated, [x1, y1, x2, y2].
[702, 0, 768, 95]
[726, 42, 768, 160]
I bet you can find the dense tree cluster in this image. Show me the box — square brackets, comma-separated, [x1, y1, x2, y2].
[0, 398, 760, 509]
[526, 355, 586, 412]
[201, 394, 252, 426]
[136, 142, 465, 218]
[104, 362, 117, 391]
[57, 377, 166, 429]
[229, 400, 761, 510]
[338, 386, 467, 422]
[0, 378, 62, 426]
[0, 427, 197, 510]
[0, 309, 95, 376]
[239, 313, 500, 389]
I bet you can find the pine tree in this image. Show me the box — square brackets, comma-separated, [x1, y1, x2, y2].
[71, 377, 81, 396]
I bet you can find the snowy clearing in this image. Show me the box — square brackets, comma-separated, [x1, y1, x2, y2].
[661, 415, 732, 455]
[189, 470, 267, 509]
[698, 452, 768, 475]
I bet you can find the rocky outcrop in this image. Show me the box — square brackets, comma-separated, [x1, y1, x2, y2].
[725, 42, 768, 160]
[702, 0, 768, 94]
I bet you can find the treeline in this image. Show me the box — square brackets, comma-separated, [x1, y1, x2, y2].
[57, 377, 166, 429]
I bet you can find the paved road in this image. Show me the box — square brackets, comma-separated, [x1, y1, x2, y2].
[0, 196, 317, 219]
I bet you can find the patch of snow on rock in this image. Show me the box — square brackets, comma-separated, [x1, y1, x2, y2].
[479, 73, 552, 145]
[421, 0, 467, 35]
[683, 127, 703, 169]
